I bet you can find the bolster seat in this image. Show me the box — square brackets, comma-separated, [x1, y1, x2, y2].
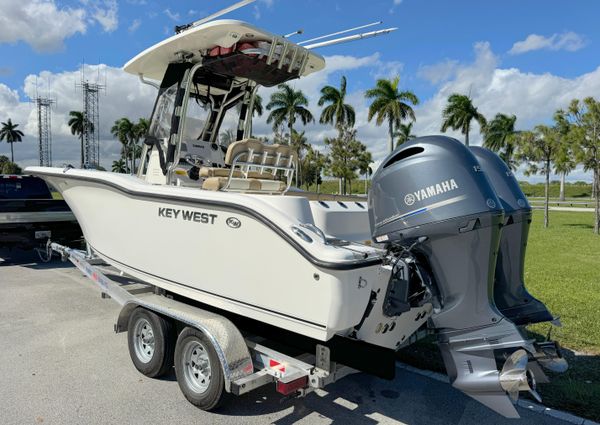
[200, 138, 295, 193]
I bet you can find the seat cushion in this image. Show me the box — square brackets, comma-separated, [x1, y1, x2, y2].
[199, 167, 244, 178]
[247, 171, 275, 180]
[202, 177, 285, 192]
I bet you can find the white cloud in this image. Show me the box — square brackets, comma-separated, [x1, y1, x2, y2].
[252, 5, 261, 20]
[1, 46, 598, 183]
[90, 0, 119, 32]
[163, 8, 180, 22]
[412, 42, 598, 181]
[0, 0, 87, 52]
[509, 32, 587, 55]
[128, 18, 141, 33]
[393, 0, 402, 4]
[417, 59, 459, 84]
[0, 66, 156, 168]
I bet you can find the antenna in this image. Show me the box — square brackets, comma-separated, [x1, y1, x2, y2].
[298, 21, 383, 45]
[30, 78, 55, 167]
[284, 29, 303, 38]
[76, 64, 106, 169]
[305, 27, 398, 50]
[175, 0, 256, 34]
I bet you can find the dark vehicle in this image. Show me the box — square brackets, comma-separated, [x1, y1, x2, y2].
[0, 175, 82, 249]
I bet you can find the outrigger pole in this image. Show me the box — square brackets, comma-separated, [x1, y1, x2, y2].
[297, 21, 383, 45]
[175, 0, 256, 33]
[304, 27, 398, 50]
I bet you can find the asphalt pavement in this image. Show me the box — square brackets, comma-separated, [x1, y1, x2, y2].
[0, 249, 578, 425]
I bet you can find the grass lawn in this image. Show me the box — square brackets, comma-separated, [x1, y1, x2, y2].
[397, 210, 600, 421]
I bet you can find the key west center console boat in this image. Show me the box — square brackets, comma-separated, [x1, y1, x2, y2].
[28, 17, 566, 418]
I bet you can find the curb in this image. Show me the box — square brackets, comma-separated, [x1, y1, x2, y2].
[395, 362, 599, 425]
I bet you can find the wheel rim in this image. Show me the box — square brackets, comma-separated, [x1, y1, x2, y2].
[182, 340, 212, 394]
[133, 318, 155, 363]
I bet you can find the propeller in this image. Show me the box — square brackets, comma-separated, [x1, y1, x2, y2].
[499, 349, 542, 403]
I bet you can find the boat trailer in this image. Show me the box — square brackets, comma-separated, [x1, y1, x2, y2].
[49, 242, 357, 407]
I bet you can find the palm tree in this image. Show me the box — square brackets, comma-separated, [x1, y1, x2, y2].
[266, 83, 314, 145]
[365, 76, 419, 153]
[482, 113, 519, 169]
[440, 93, 487, 146]
[132, 118, 149, 172]
[0, 119, 24, 163]
[394, 122, 416, 148]
[68, 111, 94, 168]
[112, 158, 127, 173]
[111, 118, 135, 172]
[318, 76, 355, 129]
[249, 93, 263, 118]
[220, 129, 236, 146]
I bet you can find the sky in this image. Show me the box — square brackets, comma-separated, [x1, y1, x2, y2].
[0, 0, 599, 182]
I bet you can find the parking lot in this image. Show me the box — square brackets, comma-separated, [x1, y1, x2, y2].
[0, 250, 577, 425]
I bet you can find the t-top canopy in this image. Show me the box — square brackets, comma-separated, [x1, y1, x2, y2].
[123, 19, 326, 83]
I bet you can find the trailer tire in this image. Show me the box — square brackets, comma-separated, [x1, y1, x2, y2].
[174, 326, 227, 411]
[127, 307, 175, 378]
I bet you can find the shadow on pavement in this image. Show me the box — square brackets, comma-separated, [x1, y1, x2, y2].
[0, 247, 73, 269]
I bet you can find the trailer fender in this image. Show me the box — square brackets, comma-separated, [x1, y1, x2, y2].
[115, 299, 253, 392]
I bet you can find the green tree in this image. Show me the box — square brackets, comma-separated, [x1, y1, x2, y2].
[394, 122, 416, 148]
[365, 76, 419, 153]
[300, 146, 327, 191]
[318, 76, 355, 129]
[325, 126, 372, 195]
[132, 118, 150, 172]
[482, 113, 519, 169]
[220, 129, 236, 146]
[0, 119, 24, 163]
[111, 118, 136, 172]
[68, 111, 94, 168]
[266, 84, 314, 146]
[0, 155, 22, 174]
[565, 97, 600, 234]
[517, 125, 561, 228]
[111, 158, 127, 173]
[441, 93, 487, 146]
[553, 109, 577, 201]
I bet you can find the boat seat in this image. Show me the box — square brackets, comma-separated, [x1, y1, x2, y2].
[200, 138, 295, 193]
[203, 177, 286, 192]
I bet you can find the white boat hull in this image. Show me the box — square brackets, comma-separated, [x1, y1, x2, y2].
[32, 168, 396, 340]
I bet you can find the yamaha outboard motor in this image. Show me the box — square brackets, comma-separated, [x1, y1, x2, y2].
[369, 136, 566, 418]
[471, 147, 553, 326]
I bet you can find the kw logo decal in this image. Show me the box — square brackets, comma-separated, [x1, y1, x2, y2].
[404, 179, 459, 206]
[226, 217, 241, 229]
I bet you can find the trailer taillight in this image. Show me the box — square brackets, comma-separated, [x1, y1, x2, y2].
[275, 376, 308, 395]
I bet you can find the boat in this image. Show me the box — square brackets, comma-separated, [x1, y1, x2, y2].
[0, 174, 82, 250]
[27, 14, 566, 418]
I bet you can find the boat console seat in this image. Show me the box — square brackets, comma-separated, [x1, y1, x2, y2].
[201, 138, 295, 193]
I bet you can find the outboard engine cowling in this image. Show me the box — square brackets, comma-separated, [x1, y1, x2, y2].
[471, 147, 553, 326]
[369, 136, 506, 331]
[368, 136, 565, 418]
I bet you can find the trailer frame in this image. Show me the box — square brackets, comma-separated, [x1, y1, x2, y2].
[50, 242, 357, 403]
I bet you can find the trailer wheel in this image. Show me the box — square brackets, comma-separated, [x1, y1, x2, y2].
[174, 327, 227, 410]
[127, 307, 175, 378]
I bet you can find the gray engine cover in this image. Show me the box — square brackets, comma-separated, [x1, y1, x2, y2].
[368, 136, 503, 242]
[471, 146, 553, 325]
